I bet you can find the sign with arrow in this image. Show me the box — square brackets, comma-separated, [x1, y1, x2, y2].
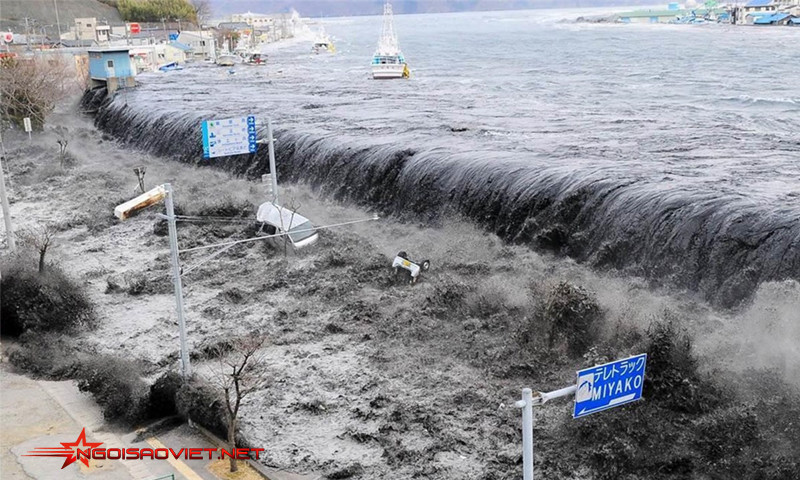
[574, 353, 647, 418]
[201, 115, 257, 159]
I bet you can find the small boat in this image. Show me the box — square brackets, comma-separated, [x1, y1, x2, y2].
[372, 2, 409, 79]
[158, 62, 184, 72]
[312, 27, 335, 54]
[242, 52, 267, 65]
[216, 54, 239, 67]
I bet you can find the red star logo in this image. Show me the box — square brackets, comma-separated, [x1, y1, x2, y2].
[23, 428, 104, 469]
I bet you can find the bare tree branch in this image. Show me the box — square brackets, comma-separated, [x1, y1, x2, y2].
[210, 334, 268, 473]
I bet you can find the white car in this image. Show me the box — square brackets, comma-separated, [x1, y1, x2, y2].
[256, 203, 319, 250]
[392, 251, 430, 284]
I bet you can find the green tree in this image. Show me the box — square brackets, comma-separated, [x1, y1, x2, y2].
[118, 0, 197, 23]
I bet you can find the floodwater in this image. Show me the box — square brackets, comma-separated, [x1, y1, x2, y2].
[92, 8, 800, 306]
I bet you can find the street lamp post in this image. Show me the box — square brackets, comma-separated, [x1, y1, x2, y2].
[53, 0, 62, 40]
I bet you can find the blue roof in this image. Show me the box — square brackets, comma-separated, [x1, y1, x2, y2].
[169, 41, 191, 51]
[791, 17, 800, 24]
[754, 12, 790, 23]
[746, 0, 773, 6]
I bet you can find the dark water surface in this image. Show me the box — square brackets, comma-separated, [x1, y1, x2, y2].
[89, 9, 800, 306]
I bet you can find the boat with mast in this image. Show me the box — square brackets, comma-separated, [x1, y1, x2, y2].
[371, 2, 409, 79]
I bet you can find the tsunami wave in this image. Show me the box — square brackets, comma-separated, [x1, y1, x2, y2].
[82, 87, 800, 309]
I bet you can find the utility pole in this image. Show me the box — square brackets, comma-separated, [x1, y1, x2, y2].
[24, 17, 32, 52]
[0, 131, 16, 251]
[164, 183, 191, 377]
[267, 119, 279, 203]
[53, 0, 62, 39]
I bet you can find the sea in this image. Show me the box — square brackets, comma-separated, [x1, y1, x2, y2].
[91, 7, 800, 307]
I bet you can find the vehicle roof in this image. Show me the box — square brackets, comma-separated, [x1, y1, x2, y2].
[256, 203, 311, 230]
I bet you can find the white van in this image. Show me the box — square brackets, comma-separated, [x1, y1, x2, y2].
[256, 203, 319, 250]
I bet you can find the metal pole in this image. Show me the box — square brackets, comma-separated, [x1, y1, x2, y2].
[24, 18, 31, 52]
[519, 388, 534, 480]
[53, 0, 62, 40]
[164, 183, 191, 377]
[0, 153, 16, 252]
[267, 118, 279, 203]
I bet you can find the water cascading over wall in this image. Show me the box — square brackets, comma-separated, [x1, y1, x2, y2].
[82, 88, 800, 308]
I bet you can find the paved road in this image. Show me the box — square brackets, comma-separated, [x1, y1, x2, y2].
[1, 362, 215, 480]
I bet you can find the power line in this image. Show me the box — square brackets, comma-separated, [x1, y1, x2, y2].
[178, 216, 379, 255]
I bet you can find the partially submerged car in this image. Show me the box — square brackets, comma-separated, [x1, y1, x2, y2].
[256, 203, 319, 250]
[392, 251, 430, 284]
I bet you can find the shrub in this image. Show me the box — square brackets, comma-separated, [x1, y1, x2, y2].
[76, 356, 150, 424]
[105, 271, 171, 296]
[519, 281, 603, 357]
[644, 314, 721, 414]
[8, 332, 82, 378]
[0, 56, 73, 129]
[175, 379, 227, 439]
[148, 371, 185, 418]
[0, 258, 94, 336]
[557, 315, 776, 480]
[424, 277, 473, 318]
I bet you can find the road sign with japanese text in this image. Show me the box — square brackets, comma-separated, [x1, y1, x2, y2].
[574, 353, 647, 418]
[201, 116, 257, 159]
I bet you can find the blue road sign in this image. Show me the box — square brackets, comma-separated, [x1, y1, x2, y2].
[201, 115, 258, 158]
[574, 353, 647, 418]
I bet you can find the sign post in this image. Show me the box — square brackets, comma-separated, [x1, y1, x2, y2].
[201, 115, 257, 159]
[266, 118, 279, 203]
[23, 117, 32, 141]
[201, 115, 278, 202]
[516, 353, 647, 478]
[574, 354, 647, 418]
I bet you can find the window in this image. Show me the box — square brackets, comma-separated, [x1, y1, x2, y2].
[107, 60, 114, 68]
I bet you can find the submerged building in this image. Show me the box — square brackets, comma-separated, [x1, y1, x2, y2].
[87, 48, 135, 92]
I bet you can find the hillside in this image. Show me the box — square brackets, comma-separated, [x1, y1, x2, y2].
[0, 0, 121, 34]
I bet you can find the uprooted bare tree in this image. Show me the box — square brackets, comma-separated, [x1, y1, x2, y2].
[210, 334, 268, 473]
[21, 223, 58, 273]
[0, 56, 75, 130]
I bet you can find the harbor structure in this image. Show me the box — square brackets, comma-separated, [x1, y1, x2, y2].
[617, 6, 727, 23]
[87, 47, 135, 92]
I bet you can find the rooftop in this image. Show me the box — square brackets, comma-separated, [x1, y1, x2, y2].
[745, 0, 774, 7]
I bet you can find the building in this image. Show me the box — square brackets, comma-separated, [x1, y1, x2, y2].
[177, 31, 216, 61]
[129, 43, 187, 73]
[617, 7, 726, 24]
[752, 12, 797, 23]
[87, 48, 135, 92]
[230, 12, 279, 29]
[73, 18, 99, 41]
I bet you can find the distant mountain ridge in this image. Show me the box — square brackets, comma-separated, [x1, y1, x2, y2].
[208, 0, 658, 17]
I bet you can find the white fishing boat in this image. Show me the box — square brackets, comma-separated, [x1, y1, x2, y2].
[216, 54, 239, 67]
[371, 2, 409, 79]
[312, 26, 335, 54]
